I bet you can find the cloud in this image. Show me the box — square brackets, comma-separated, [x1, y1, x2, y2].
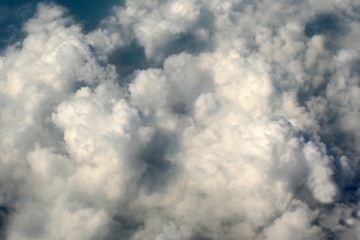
[0, 0, 360, 239]
[263, 201, 324, 240]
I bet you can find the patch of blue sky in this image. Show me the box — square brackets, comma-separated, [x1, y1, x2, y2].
[0, 0, 124, 51]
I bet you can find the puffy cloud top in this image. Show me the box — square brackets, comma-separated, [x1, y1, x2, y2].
[0, 0, 360, 239]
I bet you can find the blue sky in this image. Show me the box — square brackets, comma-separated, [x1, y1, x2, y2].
[0, 0, 123, 50]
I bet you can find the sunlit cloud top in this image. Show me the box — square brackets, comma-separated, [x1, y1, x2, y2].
[0, 0, 360, 239]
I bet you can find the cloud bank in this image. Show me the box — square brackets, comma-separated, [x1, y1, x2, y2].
[0, 0, 360, 239]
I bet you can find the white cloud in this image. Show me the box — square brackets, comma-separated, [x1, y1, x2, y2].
[263, 201, 324, 240]
[0, 0, 360, 239]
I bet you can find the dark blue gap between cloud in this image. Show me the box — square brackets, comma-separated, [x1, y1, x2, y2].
[0, 0, 124, 51]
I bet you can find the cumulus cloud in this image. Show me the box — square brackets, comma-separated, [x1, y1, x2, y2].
[0, 0, 360, 239]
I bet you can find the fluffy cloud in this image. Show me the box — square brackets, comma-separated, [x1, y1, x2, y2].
[0, 0, 360, 239]
[263, 201, 324, 240]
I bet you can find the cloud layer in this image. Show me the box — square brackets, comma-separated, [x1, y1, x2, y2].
[0, 0, 360, 239]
